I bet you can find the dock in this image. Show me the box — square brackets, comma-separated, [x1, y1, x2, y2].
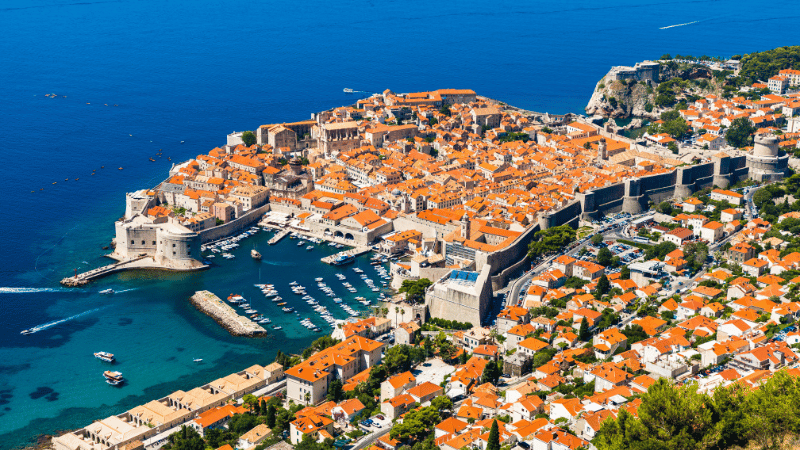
[60, 256, 149, 286]
[189, 290, 266, 337]
[60, 255, 208, 287]
[268, 230, 289, 245]
[321, 246, 371, 265]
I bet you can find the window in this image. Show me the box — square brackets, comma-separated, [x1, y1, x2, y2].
[152, 241, 156, 245]
[173, 243, 176, 247]
[141, 240, 145, 245]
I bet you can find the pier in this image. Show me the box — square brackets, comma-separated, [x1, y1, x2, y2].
[267, 229, 289, 245]
[60, 255, 207, 287]
[60, 256, 148, 286]
[321, 246, 371, 265]
[189, 290, 266, 337]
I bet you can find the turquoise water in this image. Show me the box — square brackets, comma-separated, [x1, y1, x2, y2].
[1, 0, 797, 447]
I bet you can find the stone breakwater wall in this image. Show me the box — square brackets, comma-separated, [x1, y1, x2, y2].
[189, 290, 266, 337]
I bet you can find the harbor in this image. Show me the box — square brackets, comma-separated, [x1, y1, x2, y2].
[189, 290, 266, 336]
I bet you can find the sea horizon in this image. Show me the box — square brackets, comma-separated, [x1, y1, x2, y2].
[1, 0, 797, 448]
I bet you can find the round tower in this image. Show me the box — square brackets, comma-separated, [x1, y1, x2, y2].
[747, 134, 788, 182]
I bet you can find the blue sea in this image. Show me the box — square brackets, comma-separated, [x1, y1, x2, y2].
[0, 0, 795, 447]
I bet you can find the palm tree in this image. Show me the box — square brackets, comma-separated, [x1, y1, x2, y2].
[395, 307, 400, 325]
[400, 308, 406, 323]
[304, 392, 310, 404]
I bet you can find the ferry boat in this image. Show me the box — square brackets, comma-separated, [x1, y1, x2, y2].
[103, 371, 124, 386]
[94, 352, 115, 363]
[99, 289, 114, 295]
[251, 249, 262, 260]
[332, 254, 355, 266]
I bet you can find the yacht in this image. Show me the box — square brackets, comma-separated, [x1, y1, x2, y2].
[99, 289, 114, 295]
[273, 325, 282, 330]
[94, 352, 115, 363]
[103, 371, 124, 386]
[306, 245, 314, 250]
[193, 358, 203, 362]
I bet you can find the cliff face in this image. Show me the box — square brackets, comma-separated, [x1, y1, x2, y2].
[585, 78, 657, 119]
[585, 63, 717, 119]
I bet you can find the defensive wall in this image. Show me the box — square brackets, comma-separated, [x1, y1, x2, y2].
[198, 204, 271, 243]
[577, 155, 748, 219]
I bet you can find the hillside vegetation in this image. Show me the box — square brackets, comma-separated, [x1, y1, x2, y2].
[594, 370, 800, 450]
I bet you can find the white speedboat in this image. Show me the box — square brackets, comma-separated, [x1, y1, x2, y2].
[193, 358, 203, 362]
[94, 352, 115, 363]
[99, 289, 114, 295]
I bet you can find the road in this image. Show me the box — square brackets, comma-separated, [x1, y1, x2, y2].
[503, 212, 652, 308]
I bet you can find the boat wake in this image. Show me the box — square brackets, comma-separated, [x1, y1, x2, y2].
[660, 20, 699, 29]
[114, 288, 138, 294]
[23, 307, 102, 334]
[260, 260, 294, 266]
[0, 287, 70, 294]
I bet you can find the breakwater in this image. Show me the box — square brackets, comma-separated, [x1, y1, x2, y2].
[189, 290, 266, 336]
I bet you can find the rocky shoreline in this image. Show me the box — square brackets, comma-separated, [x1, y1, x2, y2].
[189, 290, 267, 337]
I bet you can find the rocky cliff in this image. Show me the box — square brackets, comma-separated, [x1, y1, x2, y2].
[585, 62, 718, 119]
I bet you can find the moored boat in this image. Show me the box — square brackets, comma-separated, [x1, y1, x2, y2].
[251, 249, 262, 260]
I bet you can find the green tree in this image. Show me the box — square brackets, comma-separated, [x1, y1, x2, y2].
[595, 274, 610, 299]
[620, 266, 630, 280]
[481, 360, 502, 385]
[241, 130, 256, 147]
[431, 395, 453, 414]
[266, 404, 276, 427]
[384, 345, 413, 374]
[591, 234, 604, 245]
[399, 278, 432, 304]
[162, 426, 205, 450]
[726, 117, 756, 148]
[242, 394, 258, 413]
[597, 247, 613, 267]
[528, 225, 576, 259]
[579, 318, 591, 341]
[327, 379, 343, 402]
[486, 420, 500, 450]
[658, 201, 673, 215]
[621, 324, 648, 344]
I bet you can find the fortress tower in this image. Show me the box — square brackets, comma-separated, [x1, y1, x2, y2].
[746, 135, 788, 182]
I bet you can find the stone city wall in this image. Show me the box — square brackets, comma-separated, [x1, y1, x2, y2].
[198, 204, 271, 243]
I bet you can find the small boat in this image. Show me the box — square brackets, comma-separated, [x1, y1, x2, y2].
[343, 88, 354, 93]
[273, 326, 282, 330]
[99, 289, 114, 295]
[251, 249, 262, 260]
[103, 371, 124, 386]
[193, 358, 203, 362]
[20, 328, 35, 335]
[94, 352, 115, 363]
[306, 245, 314, 250]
